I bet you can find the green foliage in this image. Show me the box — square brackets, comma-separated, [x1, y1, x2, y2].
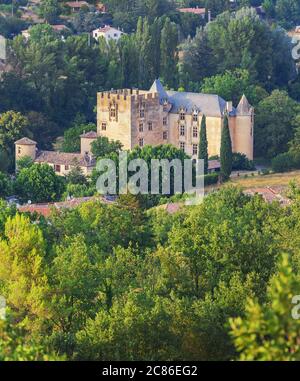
[272, 152, 295, 173]
[232, 152, 255, 171]
[39, 0, 61, 24]
[63, 121, 96, 153]
[204, 172, 219, 186]
[15, 164, 65, 203]
[0, 111, 29, 169]
[230, 254, 300, 360]
[183, 8, 295, 90]
[201, 69, 268, 106]
[220, 115, 233, 181]
[0, 171, 12, 198]
[198, 115, 208, 174]
[255, 90, 300, 158]
[91, 136, 123, 158]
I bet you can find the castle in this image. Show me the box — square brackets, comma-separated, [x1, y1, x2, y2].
[96, 79, 254, 160]
[15, 80, 254, 176]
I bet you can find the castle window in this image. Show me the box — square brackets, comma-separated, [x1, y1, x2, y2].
[180, 111, 185, 121]
[110, 108, 116, 118]
[163, 117, 167, 126]
[65, 165, 70, 171]
[148, 122, 153, 131]
[139, 103, 145, 118]
[139, 123, 144, 132]
[193, 114, 198, 122]
[180, 125, 185, 136]
[163, 131, 168, 140]
[139, 138, 144, 147]
[109, 101, 118, 121]
[193, 144, 198, 155]
[18, 147, 21, 154]
[193, 126, 198, 138]
[102, 122, 107, 131]
[180, 142, 185, 151]
[55, 165, 61, 173]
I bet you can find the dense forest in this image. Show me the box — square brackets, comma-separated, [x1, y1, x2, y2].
[1, 186, 300, 360]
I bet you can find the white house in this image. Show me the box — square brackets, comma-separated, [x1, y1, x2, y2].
[92, 26, 125, 43]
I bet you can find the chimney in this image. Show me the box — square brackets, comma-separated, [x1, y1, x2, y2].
[226, 101, 233, 113]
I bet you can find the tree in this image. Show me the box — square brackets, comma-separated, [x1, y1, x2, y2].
[198, 115, 208, 175]
[48, 235, 100, 356]
[255, 90, 300, 158]
[220, 115, 232, 181]
[183, 7, 295, 90]
[15, 164, 65, 203]
[91, 136, 123, 158]
[0, 172, 12, 198]
[0, 214, 49, 331]
[160, 18, 178, 89]
[63, 118, 96, 153]
[230, 254, 300, 360]
[0, 111, 29, 168]
[201, 69, 268, 106]
[39, 0, 61, 24]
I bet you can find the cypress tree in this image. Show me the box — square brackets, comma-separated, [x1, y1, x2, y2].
[220, 114, 233, 181]
[198, 114, 208, 175]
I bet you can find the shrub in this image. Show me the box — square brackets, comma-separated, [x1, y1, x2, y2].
[272, 152, 294, 173]
[232, 153, 255, 171]
[204, 172, 219, 186]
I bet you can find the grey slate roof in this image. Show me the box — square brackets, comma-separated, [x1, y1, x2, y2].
[35, 151, 96, 167]
[149, 80, 237, 117]
[150, 79, 169, 104]
[166, 91, 236, 117]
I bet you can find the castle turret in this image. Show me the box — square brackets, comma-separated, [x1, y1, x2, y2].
[80, 131, 98, 155]
[234, 94, 254, 160]
[15, 137, 37, 165]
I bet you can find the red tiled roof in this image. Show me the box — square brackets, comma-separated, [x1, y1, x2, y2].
[65, 1, 89, 8]
[178, 7, 206, 15]
[18, 197, 99, 217]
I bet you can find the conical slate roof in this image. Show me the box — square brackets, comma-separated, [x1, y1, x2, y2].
[150, 79, 169, 103]
[236, 94, 252, 115]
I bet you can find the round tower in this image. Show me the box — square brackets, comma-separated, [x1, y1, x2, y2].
[14, 137, 37, 166]
[234, 95, 254, 160]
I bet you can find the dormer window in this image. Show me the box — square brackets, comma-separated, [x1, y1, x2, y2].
[193, 114, 198, 122]
[180, 111, 185, 121]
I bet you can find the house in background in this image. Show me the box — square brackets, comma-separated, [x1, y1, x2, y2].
[178, 7, 211, 22]
[92, 26, 126, 43]
[15, 133, 97, 176]
[65, 1, 89, 12]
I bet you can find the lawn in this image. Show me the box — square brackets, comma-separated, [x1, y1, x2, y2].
[231, 170, 300, 189]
